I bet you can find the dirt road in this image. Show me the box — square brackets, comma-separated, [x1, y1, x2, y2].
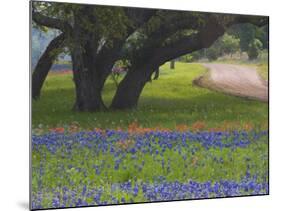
[194, 63, 268, 102]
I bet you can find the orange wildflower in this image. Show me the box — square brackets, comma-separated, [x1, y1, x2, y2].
[191, 121, 206, 131]
[176, 124, 189, 132]
[50, 127, 65, 133]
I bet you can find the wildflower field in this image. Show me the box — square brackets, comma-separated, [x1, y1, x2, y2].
[32, 63, 268, 209]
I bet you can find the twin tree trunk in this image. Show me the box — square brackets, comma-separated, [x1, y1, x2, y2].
[32, 33, 65, 99]
[71, 41, 120, 112]
[71, 46, 107, 112]
[72, 68, 106, 112]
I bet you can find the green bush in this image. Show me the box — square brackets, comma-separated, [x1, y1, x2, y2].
[179, 54, 194, 63]
[247, 39, 263, 60]
[206, 47, 219, 61]
[179, 51, 203, 63]
[220, 34, 240, 56]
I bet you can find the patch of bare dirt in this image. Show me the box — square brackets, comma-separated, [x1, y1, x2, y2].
[194, 63, 268, 102]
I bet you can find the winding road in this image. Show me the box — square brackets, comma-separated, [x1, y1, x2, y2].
[197, 63, 268, 102]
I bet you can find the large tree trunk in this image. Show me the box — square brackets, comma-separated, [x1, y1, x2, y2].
[32, 33, 65, 99]
[71, 45, 107, 112]
[70, 12, 108, 112]
[72, 74, 106, 112]
[110, 65, 154, 110]
[70, 41, 122, 112]
[72, 72, 106, 111]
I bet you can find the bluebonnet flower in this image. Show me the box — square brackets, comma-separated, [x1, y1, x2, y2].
[31, 129, 268, 209]
[133, 184, 139, 196]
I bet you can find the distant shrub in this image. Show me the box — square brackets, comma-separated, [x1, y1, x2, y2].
[220, 34, 240, 56]
[179, 51, 203, 63]
[206, 48, 219, 61]
[247, 39, 263, 60]
[190, 51, 202, 61]
[179, 54, 194, 63]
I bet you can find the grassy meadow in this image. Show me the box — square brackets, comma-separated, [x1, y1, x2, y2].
[31, 62, 269, 209]
[32, 62, 268, 130]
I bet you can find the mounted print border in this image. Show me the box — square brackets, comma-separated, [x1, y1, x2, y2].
[30, 0, 269, 210]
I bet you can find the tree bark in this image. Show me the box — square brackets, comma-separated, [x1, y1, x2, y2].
[72, 72, 106, 112]
[71, 39, 126, 112]
[71, 43, 108, 112]
[32, 33, 65, 99]
[170, 60, 175, 69]
[153, 67, 160, 80]
[110, 65, 154, 110]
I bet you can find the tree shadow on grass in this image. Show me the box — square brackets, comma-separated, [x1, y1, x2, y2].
[32, 87, 268, 128]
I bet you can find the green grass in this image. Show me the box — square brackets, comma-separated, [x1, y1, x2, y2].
[32, 136, 268, 191]
[32, 139, 268, 189]
[256, 63, 269, 81]
[32, 62, 269, 208]
[32, 62, 268, 129]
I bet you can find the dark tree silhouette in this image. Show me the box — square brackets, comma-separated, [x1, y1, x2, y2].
[32, 33, 66, 99]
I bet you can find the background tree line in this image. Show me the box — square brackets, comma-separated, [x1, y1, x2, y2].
[179, 23, 268, 62]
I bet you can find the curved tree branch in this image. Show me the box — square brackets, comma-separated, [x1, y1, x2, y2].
[32, 11, 72, 33]
[151, 15, 268, 65]
[231, 15, 269, 27]
[110, 14, 268, 109]
[125, 8, 157, 28]
[32, 33, 66, 99]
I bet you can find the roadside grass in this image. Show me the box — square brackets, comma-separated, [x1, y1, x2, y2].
[255, 63, 268, 81]
[32, 62, 268, 130]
